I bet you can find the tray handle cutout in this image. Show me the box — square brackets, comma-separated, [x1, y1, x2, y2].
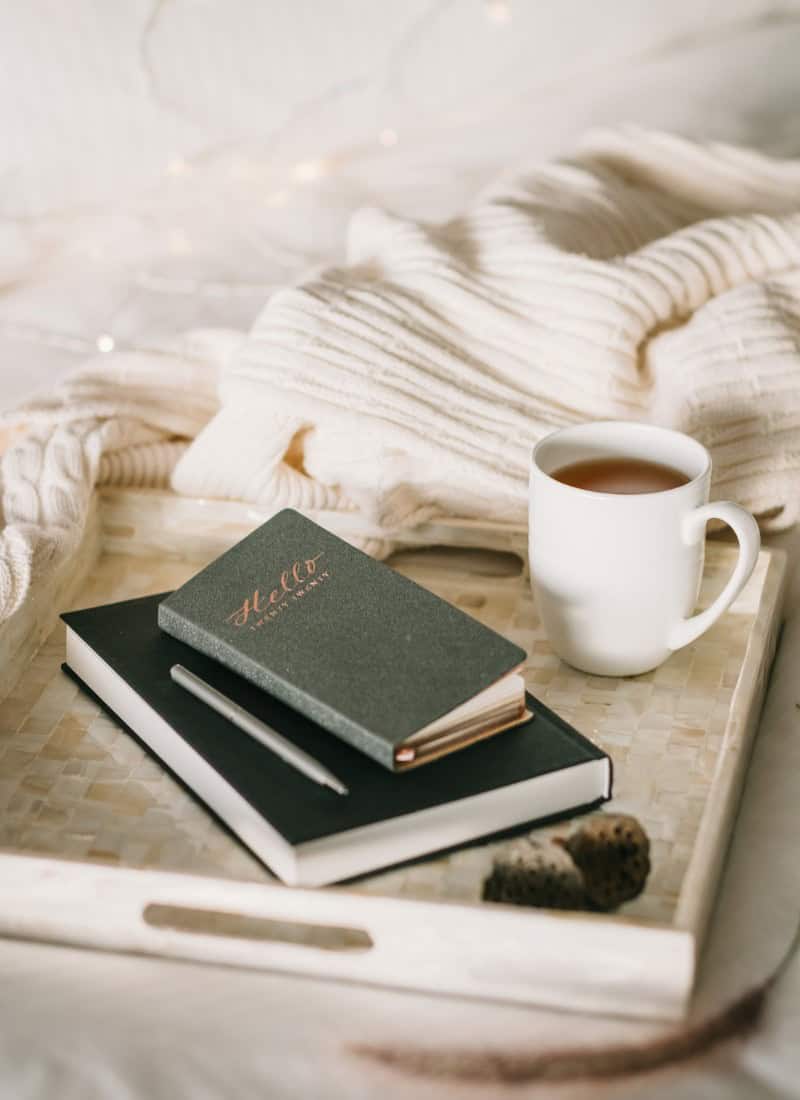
[143, 902, 373, 953]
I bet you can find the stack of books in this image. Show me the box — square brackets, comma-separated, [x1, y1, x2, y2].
[63, 509, 610, 885]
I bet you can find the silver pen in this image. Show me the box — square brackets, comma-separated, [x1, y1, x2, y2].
[170, 664, 349, 796]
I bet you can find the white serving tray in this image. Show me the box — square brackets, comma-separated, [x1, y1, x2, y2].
[0, 488, 786, 1020]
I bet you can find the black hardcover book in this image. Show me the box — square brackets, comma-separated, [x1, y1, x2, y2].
[158, 509, 531, 770]
[62, 594, 611, 886]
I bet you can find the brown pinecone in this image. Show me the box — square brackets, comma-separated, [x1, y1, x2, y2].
[563, 813, 651, 910]
[482, 837, 586, 909]
[481, 814, 651, 912]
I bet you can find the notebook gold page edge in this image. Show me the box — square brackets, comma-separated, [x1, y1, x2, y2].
[394, 707, 533, 771]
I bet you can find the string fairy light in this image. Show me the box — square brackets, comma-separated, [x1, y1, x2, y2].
[292, 158, 328, 184]
[16, 80, 499, 358]
[8, 10, 530, 374]
[166, 156, 188, 177]
[485, 0, 511, 24]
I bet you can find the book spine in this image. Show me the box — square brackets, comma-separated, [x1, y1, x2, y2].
[157, 603, 395, 770]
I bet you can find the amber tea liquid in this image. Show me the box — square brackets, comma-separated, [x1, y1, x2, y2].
[551, 456, 689, 495]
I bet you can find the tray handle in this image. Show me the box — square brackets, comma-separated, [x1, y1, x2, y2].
[0, 853, 693, 1019]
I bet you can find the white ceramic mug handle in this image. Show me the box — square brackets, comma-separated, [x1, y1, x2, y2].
[668, 502, 761, 652]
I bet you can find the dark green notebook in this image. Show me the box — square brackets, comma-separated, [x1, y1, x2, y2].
[63, 593, 611, 886]
[158, 509, 530, 770]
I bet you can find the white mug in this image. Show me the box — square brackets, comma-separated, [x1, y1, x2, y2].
[528, 421, 761, 677]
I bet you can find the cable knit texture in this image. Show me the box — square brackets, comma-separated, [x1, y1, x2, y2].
[173, 129, 800, 531]
[0, 333, 229, 620]
[3, 129, 800, 622]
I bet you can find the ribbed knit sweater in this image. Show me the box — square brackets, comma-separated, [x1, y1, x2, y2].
[172, 127, 800, 530]
[3, 128, 800, 621]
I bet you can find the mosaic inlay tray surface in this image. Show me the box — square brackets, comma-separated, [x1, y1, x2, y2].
[0, 542, 774, 927]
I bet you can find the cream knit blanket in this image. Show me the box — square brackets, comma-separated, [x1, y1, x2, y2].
[3, 129, 800, 622]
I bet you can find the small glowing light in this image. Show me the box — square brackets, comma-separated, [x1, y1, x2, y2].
[292, 158, 326, 184]
[96, 333, 115, 353]
[486, 0, 511, 23]
[378, 128, 398, 148]
[166, 156, 188, 176]
[264, 189, 289, 207]
[168, 229, 192, 255]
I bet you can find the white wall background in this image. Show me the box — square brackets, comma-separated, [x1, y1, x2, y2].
[1, 0, 800, 407]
